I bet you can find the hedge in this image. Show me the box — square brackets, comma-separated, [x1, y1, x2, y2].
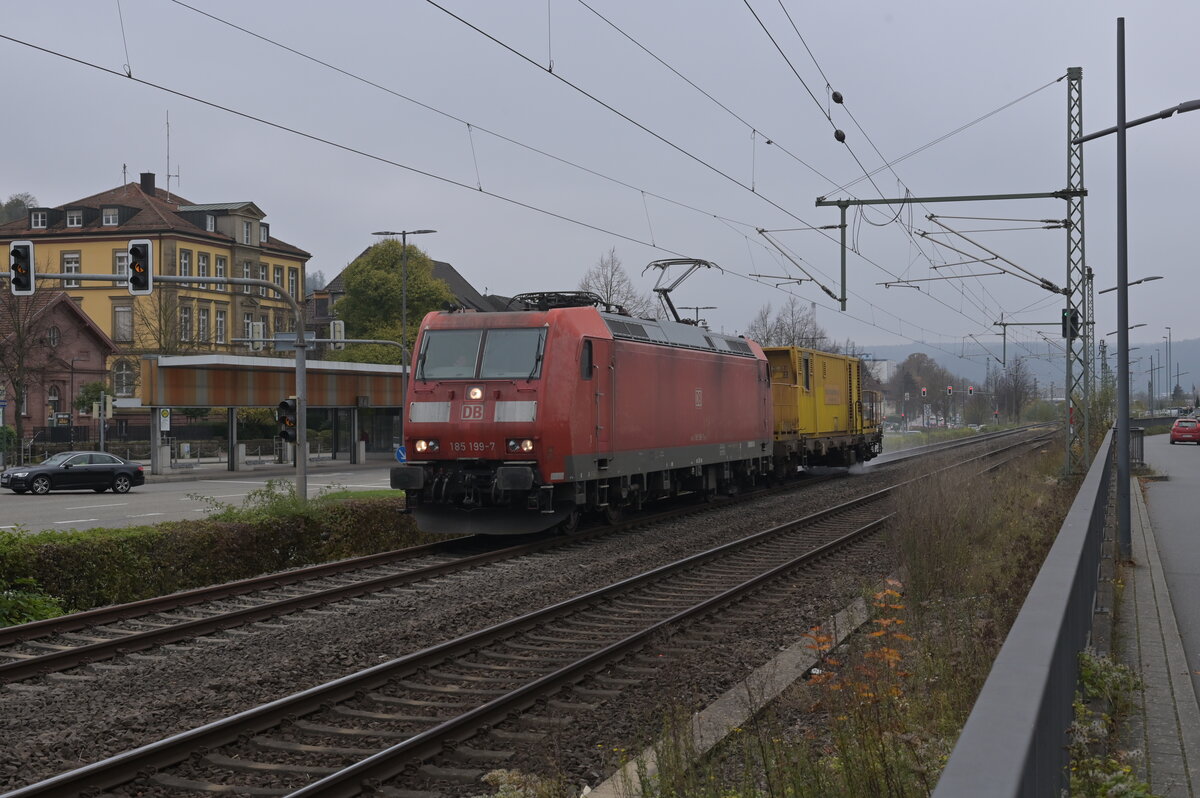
[0, 497, 440, 614]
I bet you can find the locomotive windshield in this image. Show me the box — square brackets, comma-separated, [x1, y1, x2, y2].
[418, 328, 546, 380]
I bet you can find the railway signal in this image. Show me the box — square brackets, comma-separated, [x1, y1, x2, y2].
[947, 386, 953, 396]
[127, 239, 153, 295]
[968, 386, 974, 396]
[1061, 307, 1081, 340]
[277, 398, 298, 442]
[921, 387, 927, 398]
[8, 240, 34, 296]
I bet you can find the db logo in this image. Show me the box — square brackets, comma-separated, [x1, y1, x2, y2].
[461, 404, 485, 421]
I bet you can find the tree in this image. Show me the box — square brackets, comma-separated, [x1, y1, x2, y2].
[745, 297, 829, 348]
[0, 192, 37, 224]
[74, 381, 106, 414]
[327, 241, 455, 366]
[130, 290, 210, 356]
[0, 292, 75, 460]
[305, 269, 328, 293]
[578, 248, 655, 318]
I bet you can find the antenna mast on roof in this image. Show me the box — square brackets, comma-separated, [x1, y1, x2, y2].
[165, 111, 181, 202]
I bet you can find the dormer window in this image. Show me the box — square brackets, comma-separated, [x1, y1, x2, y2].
[102, 207, 119, 226]
[31, 211, 47, 229]
[242, 220, 252, 244]
[260, 223, 269, 243]
[206, 214, 215, 232]
[66, 210, 83, 228]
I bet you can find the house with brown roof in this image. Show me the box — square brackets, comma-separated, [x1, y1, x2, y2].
[0, 173, 310, 402]
[0, 291, 116, 453]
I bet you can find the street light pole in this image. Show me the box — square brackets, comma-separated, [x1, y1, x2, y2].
[1074, 18, 1200, 558]
[371, 229, 437, 440]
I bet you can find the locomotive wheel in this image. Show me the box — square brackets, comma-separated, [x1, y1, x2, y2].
[600, 504, 622, 525]
[557, 508, 580, 535]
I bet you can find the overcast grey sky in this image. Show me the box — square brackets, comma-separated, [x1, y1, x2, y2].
[4, 1, 1197, 368]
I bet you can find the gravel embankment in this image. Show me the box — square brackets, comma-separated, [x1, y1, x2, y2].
[0, 465, 910, 793]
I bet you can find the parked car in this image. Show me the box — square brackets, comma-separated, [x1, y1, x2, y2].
[1169, 417, 1200, 445]
[0, 451, 146, 495]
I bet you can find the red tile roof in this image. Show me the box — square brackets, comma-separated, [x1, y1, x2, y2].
[0, 181, 309, 259]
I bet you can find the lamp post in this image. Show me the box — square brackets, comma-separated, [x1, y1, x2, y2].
[1165, 326, 1172, 401]
[1074, 18, 1200, 558]
[1097, 275, 1161, 294]
[371, 229, 437, 437]
[68, 356, 85, 446]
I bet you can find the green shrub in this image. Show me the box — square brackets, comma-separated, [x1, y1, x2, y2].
[0, 487, 439, 616]
[0, 577, 64, 626]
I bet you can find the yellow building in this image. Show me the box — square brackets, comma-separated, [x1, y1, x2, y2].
[1, 173, 310, 399]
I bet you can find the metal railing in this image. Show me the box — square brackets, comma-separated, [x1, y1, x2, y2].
[933, 428, 1114, 798]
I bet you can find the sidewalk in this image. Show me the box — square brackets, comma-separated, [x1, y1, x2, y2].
[1119, 474, 1200, 796]
[140, 450, 398, 484]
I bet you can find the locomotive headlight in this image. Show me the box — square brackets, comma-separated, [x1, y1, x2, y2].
[506, 438, 534, 453]
[467, 386, 484, 400]
[415, 439, 440, 453]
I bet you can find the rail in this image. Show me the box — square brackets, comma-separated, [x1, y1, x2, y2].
[933, 427, 1114, 797]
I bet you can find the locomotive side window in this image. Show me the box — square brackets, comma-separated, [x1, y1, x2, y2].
[581, 340, 593, 380]
[480, 328, 547, 379]
[418, 330, 483, 379]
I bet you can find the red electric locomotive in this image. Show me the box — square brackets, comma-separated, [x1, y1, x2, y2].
[390, 291, 773, 534]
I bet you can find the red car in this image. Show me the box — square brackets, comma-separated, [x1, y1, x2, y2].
[1169, 417, 1200, 444]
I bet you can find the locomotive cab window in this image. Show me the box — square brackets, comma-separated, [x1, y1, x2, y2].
[418, 328, 547, 380]
[480, 328, 546, 379]
[581, 340, 593, 380]
[418, 330, 482, 379]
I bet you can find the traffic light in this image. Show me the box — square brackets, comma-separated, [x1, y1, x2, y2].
[8, 240, 34, 296]
[947, 386, 953, 396]
[968, 386, 974, 396]
[277, 398, 298, 442]
[127, 239, 153, 295]
[1061, 307, 1081, 340]
[920, 387, 927, 398]
[330, 319, 346, 351]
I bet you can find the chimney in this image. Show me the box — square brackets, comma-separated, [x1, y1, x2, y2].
[139, 172, 156, 194]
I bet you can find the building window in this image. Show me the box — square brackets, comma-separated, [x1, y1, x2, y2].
[242, 261, 252, 294]
[215, 256, 227, 291]
[114, 306, 133, 342]
[215, 309, 227, 344]
[20, 386, 28, 416]
[114, 360, 136, 397]
[179, 249, 192, 287]
[243, 313, 253, 340]
[273, 265, 283, 287]
[179, 306, 193, 341]
[198, 252, 210, 287]
[30, 210, 47, 228]
[274, 309, 285, 333]
[288, 268, 298, 298]
[114, 249, 129, 287]
[260, 315, 269, 344]
[242, 220, 252, 244]
[260, 224, 269, 243]
[206, 214, 215, 232]
[102, 207, 119, 226]
[47, 385, 61, 415]
[47, 326, 61, 347]
[198, 307, 210, 343]
[259, 264, 268, 296]
[63, 252, 81, 288]
[66, 210, 82, 228]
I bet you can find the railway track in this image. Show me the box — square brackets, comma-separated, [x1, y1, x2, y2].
[2, 427, 1050, 797]
[0, 425, 1045, 686]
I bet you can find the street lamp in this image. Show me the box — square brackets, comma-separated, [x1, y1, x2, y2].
[1105, 323, 1145, 336]
[1097, 275, 1161, 294]
[371, 229, 437, 436]
[1073, 17, 1200, 558]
